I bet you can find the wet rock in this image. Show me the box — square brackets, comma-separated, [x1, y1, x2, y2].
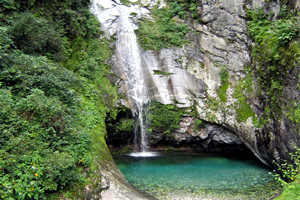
[93, 0, 299, 174]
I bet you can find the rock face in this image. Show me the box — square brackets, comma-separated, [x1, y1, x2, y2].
[92, 0, 299, 172]
[185, 0, 299, 167]
[90, 0, 299, 198]
[91, 0, 207, 108]
[84, 143, 153, 200]
[147, 0, 298, 167]
[142, 48, 207, 107]
[96, 156, 153, 200]
[150, 116, 244, 151]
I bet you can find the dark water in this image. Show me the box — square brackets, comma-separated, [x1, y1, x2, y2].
[114, 152, 281, 200]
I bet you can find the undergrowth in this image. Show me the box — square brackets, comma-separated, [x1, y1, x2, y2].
[247, 6, 299, 123]
[147, 101, 183, 135]
[0, 1, 118, 199]
[136, 5, 189, 51]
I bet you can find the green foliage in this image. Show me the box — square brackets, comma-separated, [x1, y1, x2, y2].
[206, 111, 217, 122]
[53, 7, 100, 39]
[273, 147, 300, 187]
[106, 107, 134, 135]
[217, 66, 229, 102]
[115, 118, 135, 133]
[105, 107, 134, 146]
[0, 27, 13, 53]
[136, 6, 189, 51]
[287, 103, 300, 125]
[0, 0, 19, 11]
[235, 100, 259, 124]
[0, 0, 41, 11]
[194, 119, 205, 131]
[0, 0, 118, 199]
[207, 96, 219, 111]
[233, 71, 259, 125]
[0, 0, 26, 11]
[147, 101, 183, 134]
[0, 74, 91, 199]
[120, 0, 131, 7]
[153, 70, 174, 76]
[219, 66, 229, 83]
[166, 0, 200, 21]
[0, 54, 77, 106]
[247, 6, 300, 120]
[9, 13, 64, 61]
[275, 174, 300, 200]
[217, 82, 229, 103]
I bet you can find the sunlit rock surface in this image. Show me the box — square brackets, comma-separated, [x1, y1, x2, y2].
[142, 48, 207, 107]
[91, 1, 299, 198]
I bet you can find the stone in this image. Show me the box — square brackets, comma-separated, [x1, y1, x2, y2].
[92, 0, 299, 188]
[142, 48, 207, 107]
[140, 0, 166, 8]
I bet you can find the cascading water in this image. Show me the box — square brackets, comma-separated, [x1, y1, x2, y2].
[91, 0, 202, 157]
[114, 8, 150, 153]
[91, 0, 156, 156]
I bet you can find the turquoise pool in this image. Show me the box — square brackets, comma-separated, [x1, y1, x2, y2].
[114, 152, 281, 200]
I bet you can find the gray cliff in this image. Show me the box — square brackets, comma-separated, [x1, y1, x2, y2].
[90, 1, 299, 197]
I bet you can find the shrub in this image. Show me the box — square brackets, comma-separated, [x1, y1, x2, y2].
[9, 13, 64, 60]
[136, 6, 189, 51]
[0, 46, 94, 199]
[167, 0, 200, 21]
[0, 27, 13, 54]
[147, 101, 183, 134]
[274, 147, 300, 186]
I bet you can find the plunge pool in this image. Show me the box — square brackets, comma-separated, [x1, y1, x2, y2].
[114, 152, 281, 200]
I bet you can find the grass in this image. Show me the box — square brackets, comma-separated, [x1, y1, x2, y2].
[153, 70, 174, 76]
[232, 71, 259, 125]
[217, 81, 229, 103]
[275, 174, 300, 200]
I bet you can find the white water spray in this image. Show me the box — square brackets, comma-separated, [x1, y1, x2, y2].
[91, 0, 153, 155]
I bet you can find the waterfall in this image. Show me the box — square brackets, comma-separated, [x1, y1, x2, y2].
[91, 0, 152, 154]
[91, 0, 204, 157]
[114, 7, 150, 153]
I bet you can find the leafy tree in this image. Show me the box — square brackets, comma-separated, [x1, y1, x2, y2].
[0, 0, 118, 199]
[9, 13, 64, 60]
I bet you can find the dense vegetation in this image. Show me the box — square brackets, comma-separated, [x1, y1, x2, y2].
[136, 4, 189, 51]
[246, 4, 300, 198]
[166, 0, 200, 21]
[217, 66, 229, 103]
[147, 101, 183, 135]
[274, 148, 300, 199]
[0, 0, 118, 199]
[105, 107, 135, 147]
[232, 68, 259, 125]
[135, 0, 202, 51]
[247, 5, 300, 125]
[0, 0, 298, 199]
